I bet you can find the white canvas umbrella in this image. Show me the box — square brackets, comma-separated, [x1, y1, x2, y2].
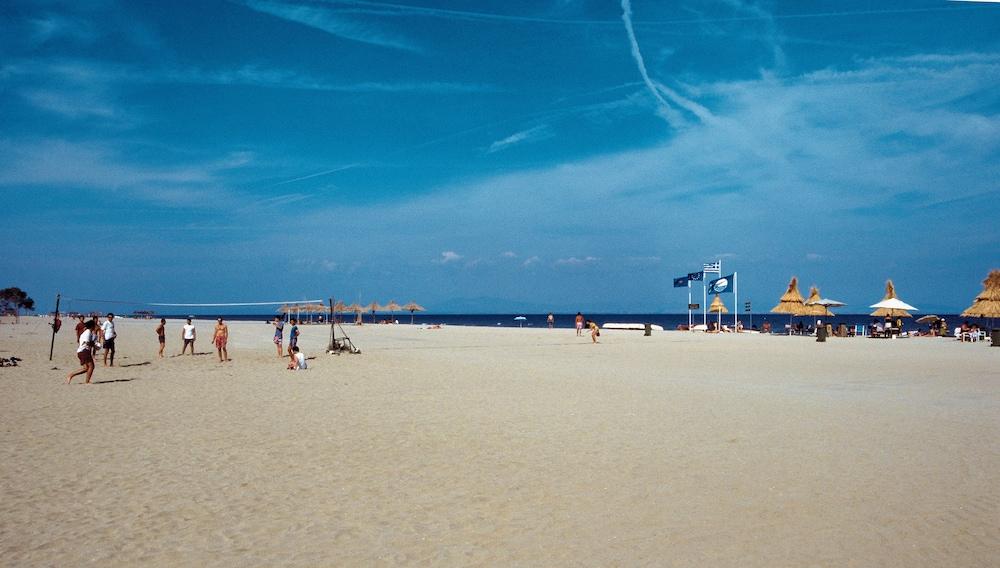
[811, 298, 846, 308]
[514, 316, 527, 328]
[869, 297, 917, 314]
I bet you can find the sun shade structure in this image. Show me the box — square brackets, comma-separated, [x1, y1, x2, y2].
[366, 301, 382, 324]
[403, 301, 425, 324]
[870, 280, 913, 318]
[962, 269, 1000, 319]
[346, 303, 364, 324]
[708, 294, 729, 314]
[771, 277, 807, 315]
[384, 300, 402, 322]
[802, 286, 834, 317]
[869, 297, 918, 315]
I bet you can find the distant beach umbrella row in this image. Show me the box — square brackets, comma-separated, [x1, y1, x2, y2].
[271, 300, 425, 324]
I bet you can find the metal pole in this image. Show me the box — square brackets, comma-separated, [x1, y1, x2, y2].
[687, 280, 692, 330]
[328, 297, 335, 350]
[48, 293, 61, 361]
[734, 272, 738, 329]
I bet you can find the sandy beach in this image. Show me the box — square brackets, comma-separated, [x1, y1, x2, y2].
[1, 318, 997, 566]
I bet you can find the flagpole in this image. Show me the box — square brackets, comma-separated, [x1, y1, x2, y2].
[734, 271, 738, 329]
[687, 279, 692, 330]
[702, 280, 707, 327]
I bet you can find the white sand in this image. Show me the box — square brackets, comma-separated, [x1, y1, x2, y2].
[1, 318, 998, 566]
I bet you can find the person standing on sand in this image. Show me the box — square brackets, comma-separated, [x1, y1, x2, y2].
[587, 319, 600, 343]
[74, 315, 86, 341]
[575, 312, 584, 336]
[89, 315, 102, 357]
[67, 320, 97, 384]
[181, 318, 196, 355]
[547, 313, 554, 329]
[213, 318, 229, 362]
[155, 318, 166, 358]
[271, 316, 284, 357]
[101, 313, 117, 367]
[287, 318, 299, 356]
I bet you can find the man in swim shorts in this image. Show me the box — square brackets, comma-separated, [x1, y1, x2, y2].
[287, 318, 299, 356]
[155, 318, 166, 358]
[213, 317, 229, 363]
[575, 312, 584, 336]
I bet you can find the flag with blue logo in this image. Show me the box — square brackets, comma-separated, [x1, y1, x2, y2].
[687, 271, 703, 281]
[707, 274, 735, 294]
[673, 276, 688, 288]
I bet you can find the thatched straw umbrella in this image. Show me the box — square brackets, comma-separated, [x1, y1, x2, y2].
[333, 300, 348, 323]
[708, 294, 728, 314]
[771, 276, 807, 333]
[962, 269, 1000, 329]
[870, 280, 912, 318]
[384, 300, 402, 323]
[346, 303, 364, 325]
[802, 286, 833, 317]
[366, 301, 382, 324]
[403, 301, 425, 325]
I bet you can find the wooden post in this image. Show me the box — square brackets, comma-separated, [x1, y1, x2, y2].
[48, 293, 61, 361]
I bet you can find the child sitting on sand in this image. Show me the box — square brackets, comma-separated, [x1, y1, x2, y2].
[287, 346, 308, 371]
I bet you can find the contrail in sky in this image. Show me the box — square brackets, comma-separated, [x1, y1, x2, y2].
[620, 0, 714, 127]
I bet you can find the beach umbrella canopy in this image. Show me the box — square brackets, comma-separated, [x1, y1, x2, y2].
[333, 300, 348, 313]
[870, 279, 913, 318]
[771, 276, 807, 315]
[514, 315, 527, 327]
[708, 294, 729, 314]
[403, 301, 425, 324]
[869, 297, 918, 314]
[384, 300, 402, 319]
[802, 286, 833, 317]
[961, 269, 1000, 318]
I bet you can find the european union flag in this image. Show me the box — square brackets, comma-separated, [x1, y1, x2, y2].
[707, 274, 735, 294]
[673, 276, 688, 288]
[688, 271, 703, 281]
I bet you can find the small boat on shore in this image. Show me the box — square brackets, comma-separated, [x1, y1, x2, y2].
[602, 323, 664, 331]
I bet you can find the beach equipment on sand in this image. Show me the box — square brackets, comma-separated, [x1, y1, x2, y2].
[771, 277, 806, 314]
[961, 269, 1000, 319]
[802, 287, 833, 317]
[869, 297, 918, 316]
[384, 300, 402, 323]
[366, 301, 382, 323]
[962, 269, 1000, 333]
[870, 280, 913, 318]
[403, 301, 425, 324]
[514, 315, 527, 327]
[708, 294, 729, 314]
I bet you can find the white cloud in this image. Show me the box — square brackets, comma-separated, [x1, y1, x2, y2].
[501, 251, 517, 258]
[555, 256, 600, 266]
[522, 256, 541, 267]
[435, 251, 462, 264]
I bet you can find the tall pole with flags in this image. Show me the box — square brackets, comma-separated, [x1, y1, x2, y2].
[734, 272, 739, 328]
[703, 260, 721, 326]
[688, 279, 692, 329]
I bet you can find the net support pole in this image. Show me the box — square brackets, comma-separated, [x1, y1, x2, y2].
[48, 293, 60, 361]
[328, 297, 336, 351]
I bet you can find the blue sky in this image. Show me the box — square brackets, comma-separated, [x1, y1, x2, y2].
[3, 0, 998, 314]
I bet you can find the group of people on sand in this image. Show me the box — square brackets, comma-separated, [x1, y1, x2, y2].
[569, 312, 600, 343]
[270, 316, 306, 370]
[65, 314, 304, 384]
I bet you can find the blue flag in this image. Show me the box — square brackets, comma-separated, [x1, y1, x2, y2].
[673, 276, 688, 288]
[688, 271, 703, 281]
[707, 274, 735, 294]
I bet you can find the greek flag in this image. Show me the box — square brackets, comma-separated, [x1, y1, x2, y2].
[703, 261, 721, 274]
[673, 276, 688, 288]
[707, 274, 734, 294]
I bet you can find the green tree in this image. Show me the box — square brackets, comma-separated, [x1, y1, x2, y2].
[0, 287, 35, 323]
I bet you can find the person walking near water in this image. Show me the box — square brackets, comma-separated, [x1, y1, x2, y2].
[67, 320, 97, 384]
[547, 313, 555, 329]
[271, 316, 284, 357]
[575, 312, 584, 336]
[181, 318, 196, 355]
[155, 318, 166, 358]
[101, 313, 117, 367]
[213, 318, 229, 363]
